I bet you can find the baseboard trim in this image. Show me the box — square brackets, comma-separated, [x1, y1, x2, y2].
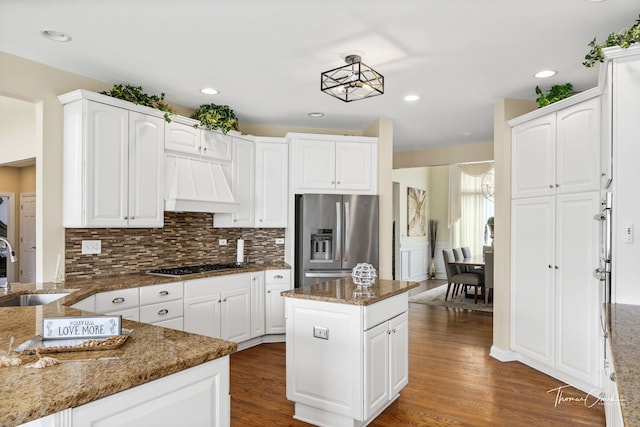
[489, 345, 518, 362]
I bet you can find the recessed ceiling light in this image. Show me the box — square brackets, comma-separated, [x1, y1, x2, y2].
[534, 70, 556, 78]
[404, 94, 420, 102]
[41, 30, 71, 42]
[308, 112, 324, 118]
[200, 88, 219, 95]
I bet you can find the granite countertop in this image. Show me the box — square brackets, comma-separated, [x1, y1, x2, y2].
[608, 303, 640, 426]
[0, 262, 289, 427]
[281, 277, 419, 306]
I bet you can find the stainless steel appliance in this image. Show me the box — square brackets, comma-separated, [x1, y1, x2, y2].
[295, 194, 379, 287]
[596, 192, 613, 303]
[147, 262, 243, 278]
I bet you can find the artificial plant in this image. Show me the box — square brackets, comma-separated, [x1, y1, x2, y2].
[101, 84, 175, 122]
[190, 104, 240, 134]
[535, 83, 574, 108]
[583, 14, 640, 67]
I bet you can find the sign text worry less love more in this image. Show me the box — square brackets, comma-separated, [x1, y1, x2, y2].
[42, 316, 122, 339]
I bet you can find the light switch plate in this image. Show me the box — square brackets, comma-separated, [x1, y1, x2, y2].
[275, 238, 285, 245]
[81, 240, 101, 255]
[219, 239, 228, 246]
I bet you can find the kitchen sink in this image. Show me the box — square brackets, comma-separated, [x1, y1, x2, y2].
[0, 293, 68, 307]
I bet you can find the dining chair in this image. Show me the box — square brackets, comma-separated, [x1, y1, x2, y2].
[484, 251, 494, 304]
[442, 249, 485, 303]
[461, 247, 472, 258]
[453, 248, 464, 261]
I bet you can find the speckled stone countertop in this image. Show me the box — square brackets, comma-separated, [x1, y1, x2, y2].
[608, 303, 640, 427]
[281, 277, 419, 305]
[0, 262, 289, 427]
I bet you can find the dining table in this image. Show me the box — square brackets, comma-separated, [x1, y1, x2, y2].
[448, 254, 487, 300]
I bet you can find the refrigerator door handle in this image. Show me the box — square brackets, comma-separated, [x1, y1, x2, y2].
[304, 271, 351, 278]
[335, 202, 342, 262]
[343, 201, 350, 262]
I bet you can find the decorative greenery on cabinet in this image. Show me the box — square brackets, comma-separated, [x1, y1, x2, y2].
[191, 103, 240, 134]
[583, 14, 640, 67]
[101, 84, 176, 122]
[535, 83, 575, 108]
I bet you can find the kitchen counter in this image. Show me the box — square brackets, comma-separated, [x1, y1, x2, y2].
[0, 263, 288, 426]
[608, 303, 640, 426]
[281, 277, 419, 305]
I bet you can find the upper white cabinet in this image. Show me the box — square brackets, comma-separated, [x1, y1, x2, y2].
[60, 92, 164, 228]
[289, 133, 377, 195]
[165, 120, 232, 162]
[214, 137, 288, 228]
[511, 97, 601, 199]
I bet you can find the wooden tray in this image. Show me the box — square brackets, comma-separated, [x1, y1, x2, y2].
[14, 329, 131, 354]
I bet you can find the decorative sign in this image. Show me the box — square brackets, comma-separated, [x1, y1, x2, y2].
[42, 316, 122, 339]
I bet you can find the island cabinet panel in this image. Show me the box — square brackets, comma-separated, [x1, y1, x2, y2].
[72, 357, 230, 427]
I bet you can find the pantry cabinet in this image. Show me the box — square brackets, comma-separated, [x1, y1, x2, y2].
[60, 94, 164, 228]
[289, 133, 377, 195]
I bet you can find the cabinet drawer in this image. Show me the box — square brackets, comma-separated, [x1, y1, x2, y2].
[363, 293, 408, 331]
[140, 299, 184, 323]
[265, 269, 290, 284]
[152, 316, 184, 331]
[105, 307, 139, 322]
[95, 288, 139, 313]
[140, 282, 183, 305]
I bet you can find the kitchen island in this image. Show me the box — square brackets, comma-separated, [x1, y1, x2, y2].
[282, 278, 418, 427]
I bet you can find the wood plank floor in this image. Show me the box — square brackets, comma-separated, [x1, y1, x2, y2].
[230, 292, 605, 426]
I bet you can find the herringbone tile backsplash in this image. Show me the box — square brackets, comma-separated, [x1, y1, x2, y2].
[65, 212, 285, 280]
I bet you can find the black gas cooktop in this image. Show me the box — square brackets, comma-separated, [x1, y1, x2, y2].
[146, 263, 243, 277]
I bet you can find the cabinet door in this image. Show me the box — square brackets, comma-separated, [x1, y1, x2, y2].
[164, 121, 200, 155]
[335, 142, 374, 192]
[221, 287, 251, 342]
[231, 138, 256, 227]
[127, 112, 164, 227]
[389, 312, 409, 396]
[364, 321, 390, 420]
[184, 293, 222, 338]
[554, 192, 600, 387]
[201, 130, 232, 162]
[295, 139, 336, 190]
[250, 272, 265, 338]
[555, 98, 601, 194]
[512, 115, 556, 199]
[265, 283, 288, 334]
[85, 102, 129, 227]
[255, 141, 288, 227]
[511, 196, 555, 366]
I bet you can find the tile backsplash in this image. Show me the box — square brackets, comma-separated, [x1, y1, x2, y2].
[65, 212, 285, 280]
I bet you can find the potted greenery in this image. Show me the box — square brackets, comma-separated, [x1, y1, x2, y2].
[584, 14, 640, 67]
[535, 84, 574, 108]
[101, 84, 175, 123]
[191, 104, 240, 134]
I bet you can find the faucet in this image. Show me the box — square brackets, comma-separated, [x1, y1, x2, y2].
[0, 237, 17, 292]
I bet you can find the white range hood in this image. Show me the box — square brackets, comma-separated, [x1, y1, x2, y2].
[164, 154, 239, 213]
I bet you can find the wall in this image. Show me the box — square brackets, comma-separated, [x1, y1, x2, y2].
[393, 141, 493, 169]
[0, 95, 36, 165]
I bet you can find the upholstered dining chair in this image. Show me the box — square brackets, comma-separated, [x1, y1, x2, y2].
[461, 247, 472, 258]
[484, 251, 494, 304]
[442, 249, 485, 303]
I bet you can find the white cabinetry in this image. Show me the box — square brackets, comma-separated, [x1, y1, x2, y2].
[510, 97, 601, 393]
[94, 288, 140, 322]
[165, 120, 232, 162]
[184, 273, 252, 342]
[214, 137, 288, 228]
[250, 271, 265, 338]
[511, 97, 601, 199]
[139, 282, 184, 330]
[289, 133, 377, 195]
[265, 269, 290, 334]
[60, 94, 164, 228]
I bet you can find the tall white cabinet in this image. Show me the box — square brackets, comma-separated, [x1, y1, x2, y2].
[59, 90, 164, 228]
[510, 94, 602, 393]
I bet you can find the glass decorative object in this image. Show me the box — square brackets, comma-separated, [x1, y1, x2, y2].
[351, 263, 377, 288]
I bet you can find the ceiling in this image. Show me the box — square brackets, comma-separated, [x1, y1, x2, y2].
[0, 1, 637, 152]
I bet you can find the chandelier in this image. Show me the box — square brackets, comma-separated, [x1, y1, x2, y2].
[321, 55, 384, 102]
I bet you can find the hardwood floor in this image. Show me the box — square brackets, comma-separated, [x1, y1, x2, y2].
[230, 296, 605, 426]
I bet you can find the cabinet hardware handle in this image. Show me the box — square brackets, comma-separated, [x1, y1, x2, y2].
[260, 219, 263, 222]
[556, 184, 559, 187]
[549, 185, 553, 189]
[555, 266, 559, 269]
[223, 298, 227, 302]
[392, 329, 397, 333]
[124, 216, 129, 220]
[387, 330, 391, 335]
[274, 275, 283, 279]
[610, 372, 616, 382]
[337, 181, 340, 184]
[548, 265, 552, 269]
[267, 290, 271, 293]
[112, 297, 125, 304]
[131, 216, 135, 220]
[158, 309, 169, 315]
[158, 290, 169, 296]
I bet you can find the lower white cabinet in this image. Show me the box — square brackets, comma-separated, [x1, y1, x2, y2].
[250, 272, 265, 338]
[95, 288, 140, 322]
[364, 312, 408, 420]
[265, 269, 291, 335]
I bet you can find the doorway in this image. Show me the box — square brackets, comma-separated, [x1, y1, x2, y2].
[20, 192, 36, 283]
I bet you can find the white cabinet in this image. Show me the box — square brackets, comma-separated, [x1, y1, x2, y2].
[139, 282, 184, 330]
[94, 288, 140, 321]
[214, 137, 288, 228]
[250, 271, 265, 338]
[70, 295, 95, 312]
[165, 120, 232, 162]
[289, 134, 377, 194]
[511, 97, 601, 199]
[511, 192, 600, 391]
[265, 269, 290, 334]
[61, 99, 164, 228]
[364, 312, 408, 420]
[184, 273, 252, 343]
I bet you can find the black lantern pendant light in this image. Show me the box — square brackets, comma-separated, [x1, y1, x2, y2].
[321, 55, 384, 102]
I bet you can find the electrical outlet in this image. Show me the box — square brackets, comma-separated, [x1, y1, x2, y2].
[313, 326, 329, 340]
[219, 239, 228, 246]
[275, 238, 285, 245]
[81, 240, 101, 255]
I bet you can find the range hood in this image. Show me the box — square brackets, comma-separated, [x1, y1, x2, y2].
[164, 154, 239, 213]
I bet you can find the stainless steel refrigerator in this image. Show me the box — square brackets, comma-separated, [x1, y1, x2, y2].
[295, 194, 379, 287]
